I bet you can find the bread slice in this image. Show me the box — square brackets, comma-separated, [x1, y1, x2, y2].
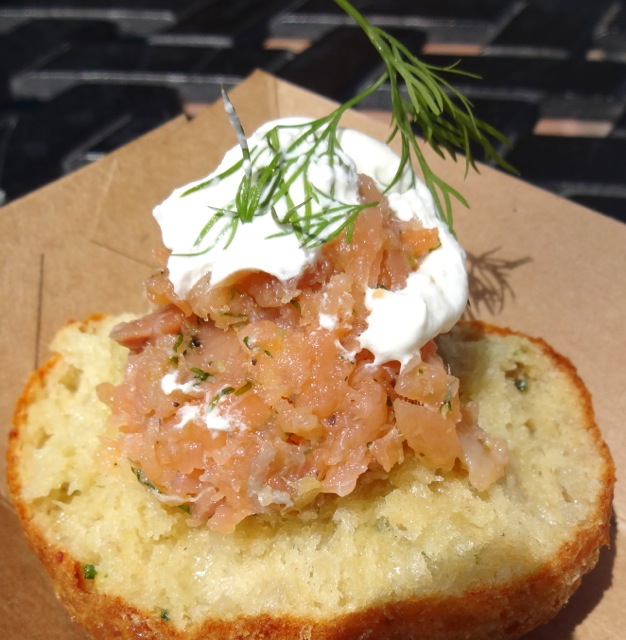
[7, 315, 615, 640]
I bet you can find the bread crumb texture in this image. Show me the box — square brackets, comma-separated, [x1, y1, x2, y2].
[8, 317, 614, 639]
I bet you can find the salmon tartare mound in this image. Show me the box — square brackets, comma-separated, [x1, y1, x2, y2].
[100, 120, 509, 532]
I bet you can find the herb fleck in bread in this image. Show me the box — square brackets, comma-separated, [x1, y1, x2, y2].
[7, 315, 615, 640]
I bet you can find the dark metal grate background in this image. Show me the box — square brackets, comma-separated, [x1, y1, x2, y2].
[1, 0, 625, 223]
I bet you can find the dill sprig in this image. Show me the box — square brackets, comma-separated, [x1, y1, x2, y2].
[179, 107, 380, 253]
[333, 0, 515, 232]
[180, 0, 514, 252]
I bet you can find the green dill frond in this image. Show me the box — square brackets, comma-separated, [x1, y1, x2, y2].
[333, 0, 516, 233]
[179, 0, 514, 252]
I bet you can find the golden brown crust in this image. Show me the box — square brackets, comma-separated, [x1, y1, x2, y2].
[7, 353, 60, 517]
[6, 320, 615, 640]
[8, 503, 613, 640]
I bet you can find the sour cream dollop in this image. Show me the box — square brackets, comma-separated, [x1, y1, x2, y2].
[154, 118, 468, 366]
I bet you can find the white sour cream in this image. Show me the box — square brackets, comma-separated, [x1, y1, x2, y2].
[161, 370, 201, 396]
[154, 117, 359, 295]
[170, 393, 243, 433]
[154, 118, 468, 367]
[337, 129, 468, 366]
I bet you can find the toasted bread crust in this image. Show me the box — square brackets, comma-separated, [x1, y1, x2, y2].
[7, 520, 612, 640]
[6, 319, 615, 640]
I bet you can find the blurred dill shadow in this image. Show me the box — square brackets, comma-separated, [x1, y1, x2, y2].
[464, 248, 532, 319]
